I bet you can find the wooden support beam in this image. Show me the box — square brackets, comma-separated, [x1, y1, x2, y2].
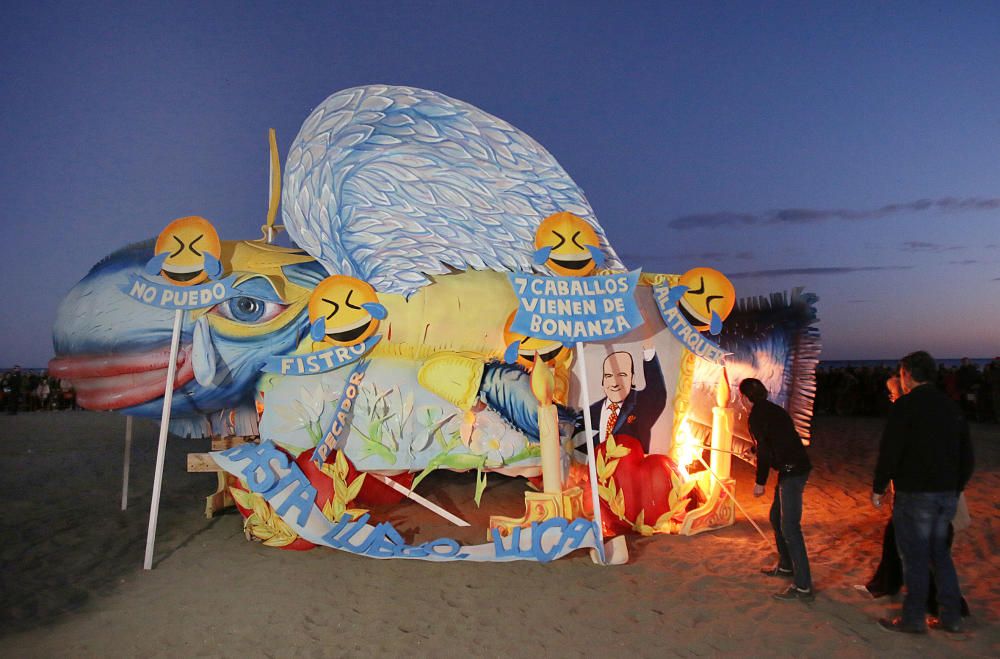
[187, 453, 222, 472]
[189, 436, 257, 516]
[205, 473, 235, 519]
[210, 435, 256, 451]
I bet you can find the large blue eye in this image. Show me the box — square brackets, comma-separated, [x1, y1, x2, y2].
[211, 296, 287, 324]
[229, 297, 265, 322]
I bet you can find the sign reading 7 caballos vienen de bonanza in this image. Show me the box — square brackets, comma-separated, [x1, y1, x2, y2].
[507, 270, 644, 344]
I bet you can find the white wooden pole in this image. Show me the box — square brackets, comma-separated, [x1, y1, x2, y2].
[143, 309, 184, 570]
[121, 415, 133, 511]
[369, 473, 470, 527]
[574, 343, 606, 564]
[695, 454, 770, 545]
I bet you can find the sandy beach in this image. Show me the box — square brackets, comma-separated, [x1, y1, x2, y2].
[1, 410, 996, 657]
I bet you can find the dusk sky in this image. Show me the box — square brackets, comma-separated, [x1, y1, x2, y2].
[3, 1, 998, 368]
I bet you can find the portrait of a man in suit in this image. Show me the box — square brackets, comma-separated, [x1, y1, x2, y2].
[588, 348, 667, 453]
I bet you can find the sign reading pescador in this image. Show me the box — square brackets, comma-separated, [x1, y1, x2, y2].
[508, 270, 643, 344]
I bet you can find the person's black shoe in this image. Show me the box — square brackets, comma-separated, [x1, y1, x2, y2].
[877, 617, 926, 634]
[928, 617, 964, 633]
[773, 585, 815, 602]
[760, 565, 793, 578]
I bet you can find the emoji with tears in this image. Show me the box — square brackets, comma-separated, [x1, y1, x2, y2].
[145, 216, 223, 286]
[307, 275, 387, 347]
[663, 267, 735, 335]
[502, 311, 570, 370]
[532, 211, 606, 277]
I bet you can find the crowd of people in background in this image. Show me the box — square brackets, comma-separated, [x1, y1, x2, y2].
[816, 357, 1000, 423]
[1, 366, 78, 414]
[7, 358, 1000, 420]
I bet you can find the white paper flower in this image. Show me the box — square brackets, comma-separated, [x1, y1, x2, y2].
[408, 406, 456, 453]
[272, 383, 335, 442]
[298, 385, 326, 421]
[469, 413, 519, 467]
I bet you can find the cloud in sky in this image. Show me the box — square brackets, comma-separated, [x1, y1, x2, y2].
[726, 265, 913, 279]
[616, 249, 754, 265]
[665, 249, 755, 261]
[695, 250, 754, 260]
[669, 196, 1000, 230]
[901, 241, 963, 253]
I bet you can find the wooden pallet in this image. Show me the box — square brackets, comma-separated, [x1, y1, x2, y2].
[187, 435, 256, 518]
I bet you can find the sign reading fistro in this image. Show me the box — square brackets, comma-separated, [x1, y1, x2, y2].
[508, 270, 643, 344]
[121, 273, 241, 309]
[262, 335, 381, 375]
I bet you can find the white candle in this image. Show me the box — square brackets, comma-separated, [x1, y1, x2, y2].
[531, 355, 563, 494]
[711, 367, 733, 481]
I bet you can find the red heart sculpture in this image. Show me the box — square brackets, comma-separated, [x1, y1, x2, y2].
[231, 446, 414, 550]
[343, 459, 414, 507]
[589, 434, 696, 536]
[229, 446, 333, 551]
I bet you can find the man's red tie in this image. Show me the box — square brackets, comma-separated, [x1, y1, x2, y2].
[606, 402, 620, 442]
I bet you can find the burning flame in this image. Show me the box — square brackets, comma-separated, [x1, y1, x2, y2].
[672, 416, 700, 481]
[530, 353, 555, 406]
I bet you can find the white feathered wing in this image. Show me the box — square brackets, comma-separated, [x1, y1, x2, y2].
[281, 84, 623, 296]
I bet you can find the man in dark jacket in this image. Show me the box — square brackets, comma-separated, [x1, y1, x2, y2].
[872, 351, 974, 634]
[741, 377, 814, 601]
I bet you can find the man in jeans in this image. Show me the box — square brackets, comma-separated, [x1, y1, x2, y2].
[740, 378, 814, 601]
[872, 351, 975, 634]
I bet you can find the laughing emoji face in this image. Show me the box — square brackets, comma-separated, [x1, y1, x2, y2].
[676, 267, 736, 335]
[502, 312, 569, 369]
[533, 211, 606, 277]
[307, 275, 387, 347]
[146, 216, 223, 286]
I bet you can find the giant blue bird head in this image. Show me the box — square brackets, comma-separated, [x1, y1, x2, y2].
[50, 239, 327, 437]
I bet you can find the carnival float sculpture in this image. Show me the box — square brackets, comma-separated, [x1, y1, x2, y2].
[50, 85, 819, 564]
